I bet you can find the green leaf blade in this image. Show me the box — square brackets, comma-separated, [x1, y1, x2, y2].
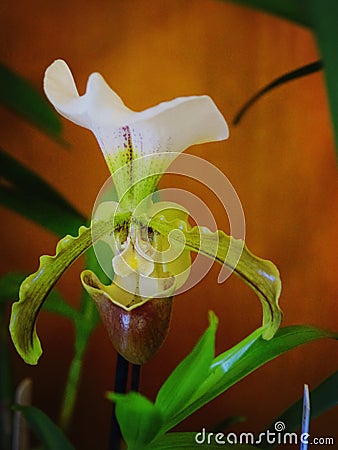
[13, 405, 75, 450]
[225, 0, 311, 28]
[307, 1, 338, 159]
[108, 392, 163, 449]
[164, 325, 338, 431]
[9, 225, 93, 365]
[0, 148, 85, 237]
[0, 63, 62, 139]
[155, 311, 218, 419]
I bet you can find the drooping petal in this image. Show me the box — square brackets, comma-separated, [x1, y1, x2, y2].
[10, 211, 131, 364]
[150, 215, 282, 340]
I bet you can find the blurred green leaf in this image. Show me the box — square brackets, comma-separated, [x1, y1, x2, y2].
[13, 405, 75, 450]
[58, 248, 107, 431]
[0, 148, 85, 236]
[225, 1, 311, 27]
[0, 272, 26, 304]
[79, 247, 105, 327]
[44, 290, 79, 322]
[160, 325, 338, 432]
[0, 293, 13, 450]
[0, 63, 63, 140]
[9, 210, 130, 365]
[307, 1, 338, 159]
[108, 392, 163, 449]
[155, 312, 218, 419]
[212, 415, 246, 433]
[261, 370, 338, 449]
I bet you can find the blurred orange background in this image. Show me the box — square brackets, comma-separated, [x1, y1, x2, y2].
[1, 1, 337, 449]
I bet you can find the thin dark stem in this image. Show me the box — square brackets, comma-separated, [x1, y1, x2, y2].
[131, 364, 141, 392]
[109, 353, 129, 450]
[233, 60, 323, 125]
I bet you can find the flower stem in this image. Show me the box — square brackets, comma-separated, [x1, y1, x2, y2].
[131, 365, 141, 392]
[110, 353, 129, 450]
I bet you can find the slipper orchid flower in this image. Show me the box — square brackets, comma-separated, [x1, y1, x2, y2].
[9, 60, 282, 366]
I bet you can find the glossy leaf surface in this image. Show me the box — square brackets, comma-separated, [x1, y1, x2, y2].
[155, 312, 218, 418]
[110, 315, 337, 449]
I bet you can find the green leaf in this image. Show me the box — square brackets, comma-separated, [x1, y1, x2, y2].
[233, 61, 322, 125]
[58, 249, 108, 431]
[225, 0, 311, 28]
[150, 216, 282, 340]
[79, 247, 106, 326]
[261, 370, 338, 449]
[212, 415, 246, 433]
[13, 405, 75, 450]
[9, 211, 131, 365]
[225, 1, 338, 158]
[145, 432, 259, 449]
[160, 325, 338, 432]
[307, 1, 338, 160]
[0, 63, 63, 140]
[0, 148, 85, 236]
[44, 290, 79, 322]
[0, 272, 26, 304]
[155, 312, 218, 419]
[106, 317, 337, 449]
[108, 392, 163, 449]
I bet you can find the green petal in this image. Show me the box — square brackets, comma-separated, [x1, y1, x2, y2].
[9, 211, 131, 365]
[149, 216, 282, 339]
